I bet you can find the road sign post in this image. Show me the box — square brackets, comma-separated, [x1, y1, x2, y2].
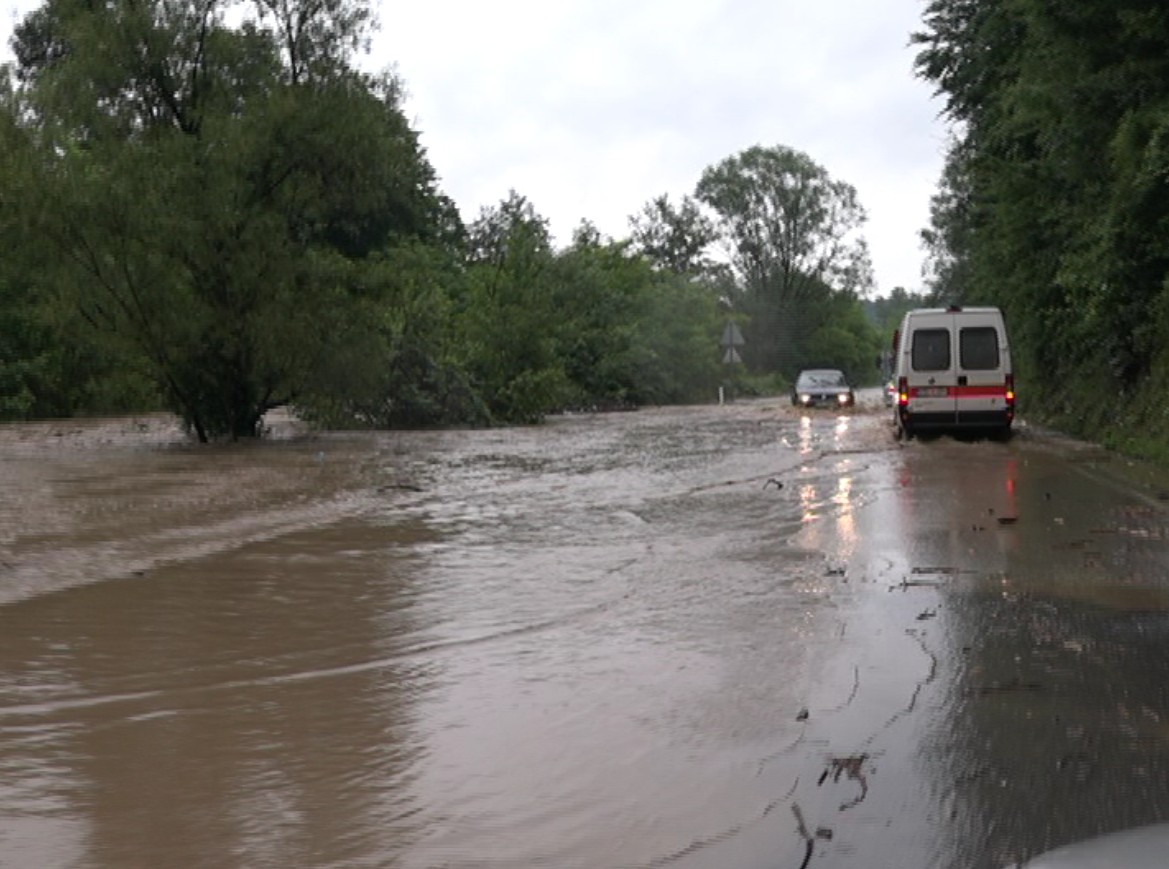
[719, 320, 745, 403]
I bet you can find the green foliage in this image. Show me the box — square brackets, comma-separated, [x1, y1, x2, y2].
[691, 144, 874, 376]
[549, 227, 644, 408]
[458, 193, 571, 424]
[1, 0, 894, 436]
[0, 107, 157, 419]
[0, 283, 159, 419]
[792, 291, 883, 385]
[628, 194, 719, 278]
[734, 370, 790, 399]
[865, 287, 932, 375]
[628, 272, 724, 404]
[293, 242, 486, 429]
[695, 145, 873, 300]
[454, 196, 729, 421]
[5, 0, 445, 439]
[551, 223, 722, 408]
[914, 0, 1169, 460]
[866, 287, 932, 335]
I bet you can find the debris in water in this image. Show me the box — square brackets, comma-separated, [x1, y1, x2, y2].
[792, 803, 814, 869]
[818, 755, 870, 811]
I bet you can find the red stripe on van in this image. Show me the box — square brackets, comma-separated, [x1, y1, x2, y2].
[908, 385, 1009, 398]
[955, 385, 1009, 397]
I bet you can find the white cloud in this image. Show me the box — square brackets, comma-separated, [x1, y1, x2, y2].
[375, 0, 950, 294]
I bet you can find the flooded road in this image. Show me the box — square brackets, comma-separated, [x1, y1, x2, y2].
[2, 399, 1169, 868]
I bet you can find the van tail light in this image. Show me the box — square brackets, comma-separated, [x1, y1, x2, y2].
[897, 376, 909, 408]
[1005, 374, 1016, 419]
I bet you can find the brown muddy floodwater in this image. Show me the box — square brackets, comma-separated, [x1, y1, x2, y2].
[3, 398, 1169, 869]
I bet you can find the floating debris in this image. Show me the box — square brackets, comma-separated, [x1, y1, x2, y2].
[792, 803, 814, 869]
[818, 754, 870, 811]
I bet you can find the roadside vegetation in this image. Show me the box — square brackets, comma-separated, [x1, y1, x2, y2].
[0, 0, 910, 440]
[914, 0, 1169, 462]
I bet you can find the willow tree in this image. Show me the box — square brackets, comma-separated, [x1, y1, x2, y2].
[4, 0, 444, 440]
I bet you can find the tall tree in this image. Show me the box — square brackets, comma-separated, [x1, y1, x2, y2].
[695, 145, 872, 301]
[693, 144, 872, 374]
[4, 0, 444, 440]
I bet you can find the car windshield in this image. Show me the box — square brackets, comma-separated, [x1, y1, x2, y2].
[798, 371, 846, 388]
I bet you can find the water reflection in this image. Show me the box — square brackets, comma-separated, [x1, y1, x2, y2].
[833, 476, 856, 546]
[834, 414, 850, 445]
[897, 438, 1169, 866]
[797, 414, 815, 455]
[0, 520, 433, 869]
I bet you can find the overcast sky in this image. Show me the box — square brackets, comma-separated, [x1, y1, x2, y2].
[2, 0, 951, 295]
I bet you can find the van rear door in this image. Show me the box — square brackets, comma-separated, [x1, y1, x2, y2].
[906, 314, 958, 420]
[954, 313, 1009, 424]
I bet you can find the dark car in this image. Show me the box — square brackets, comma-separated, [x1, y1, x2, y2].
[791, 369, 855, 409]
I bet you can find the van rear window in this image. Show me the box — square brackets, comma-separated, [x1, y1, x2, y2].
[912, 329, 950, 371]
[960, 327, 999, 370]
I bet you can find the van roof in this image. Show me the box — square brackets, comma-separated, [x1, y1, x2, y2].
[905, 306, 1002, 315]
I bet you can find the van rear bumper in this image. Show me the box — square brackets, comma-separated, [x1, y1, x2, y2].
[901, 410, 1012, 431]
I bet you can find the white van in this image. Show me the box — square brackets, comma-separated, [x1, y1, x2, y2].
[892, 305, 1015, 438]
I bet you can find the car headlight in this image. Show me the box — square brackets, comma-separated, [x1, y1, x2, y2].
[837, 393, 850, 404]
[799, 394, 811, 404]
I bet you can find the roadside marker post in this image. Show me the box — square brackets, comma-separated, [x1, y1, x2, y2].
[720, 320, 745, 402]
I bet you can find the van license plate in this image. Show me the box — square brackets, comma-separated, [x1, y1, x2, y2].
[918, 387, 948, 397]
